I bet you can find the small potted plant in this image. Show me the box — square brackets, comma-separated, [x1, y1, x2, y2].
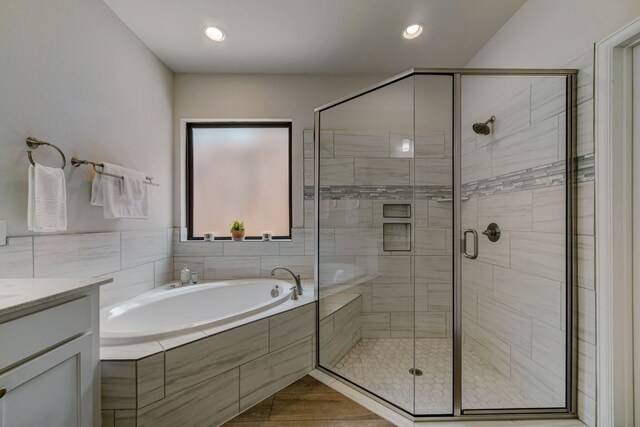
[230, 220, 245, 241]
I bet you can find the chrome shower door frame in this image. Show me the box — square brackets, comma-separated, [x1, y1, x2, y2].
[314, 68, 578, 422]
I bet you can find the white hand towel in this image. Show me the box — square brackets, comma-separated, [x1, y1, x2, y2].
[28, 164, 67, 232]
[123, 175, 144, 201]
[90, 171, 104, 206]
[100, 163, 148, 219]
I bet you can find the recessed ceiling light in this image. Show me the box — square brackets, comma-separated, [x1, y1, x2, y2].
[402, 24, 423, 40]
[204, 26, 226, 42]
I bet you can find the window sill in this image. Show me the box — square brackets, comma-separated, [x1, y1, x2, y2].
[180, 238, 293, 243]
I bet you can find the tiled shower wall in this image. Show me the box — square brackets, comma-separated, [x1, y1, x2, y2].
[0, 228, 174, 307]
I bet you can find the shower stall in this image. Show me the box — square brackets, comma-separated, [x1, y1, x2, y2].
[314, 70, 577, 419]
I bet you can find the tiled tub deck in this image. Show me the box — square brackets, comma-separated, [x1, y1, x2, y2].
[100, 290, 365, 427]
[100, 301, 317, 427]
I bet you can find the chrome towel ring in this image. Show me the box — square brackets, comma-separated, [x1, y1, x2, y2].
[26, 137, 66, 169]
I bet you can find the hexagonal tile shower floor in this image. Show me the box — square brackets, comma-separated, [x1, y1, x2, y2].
[332, 338, 536, 414]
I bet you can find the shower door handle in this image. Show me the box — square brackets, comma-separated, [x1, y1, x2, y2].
[463, 229, 478, 259]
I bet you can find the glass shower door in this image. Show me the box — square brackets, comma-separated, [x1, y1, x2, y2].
[459, 75, 569, 411]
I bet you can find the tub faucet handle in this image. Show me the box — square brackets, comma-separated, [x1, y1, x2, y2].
[270, 266, 304, 296]
[290, 286, 299, 300]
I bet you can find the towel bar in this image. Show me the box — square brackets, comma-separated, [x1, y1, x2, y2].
[25, 137, 67, 169]
[70, 157, 159, 186]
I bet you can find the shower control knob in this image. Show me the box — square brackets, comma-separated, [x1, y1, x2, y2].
[482, 223, 501, 242]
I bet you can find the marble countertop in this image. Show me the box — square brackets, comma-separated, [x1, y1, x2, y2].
[0, 277, 112, 317]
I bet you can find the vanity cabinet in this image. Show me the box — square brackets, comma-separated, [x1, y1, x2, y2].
[0, 280, 106, 427]
[0, 333, 93, 427]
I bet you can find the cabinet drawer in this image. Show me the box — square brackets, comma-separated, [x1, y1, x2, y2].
[0, 297, 91, 371]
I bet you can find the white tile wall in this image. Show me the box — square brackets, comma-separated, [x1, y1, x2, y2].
[260, 255, 314, 279]
[415, 131, 446, 158]
[303, 129, 334, 158]
[354, 158, 411, 186]
[0, 237, 33, 278]
[532, 320, 566, 379]
[333, 130, 390, 158]
[477, 295, 532, 355]
[491, 115, 559, 177]
[414, 159, 451, 186]
[34, 232, 121, 277]
[531, 77, 566, 124]
[223, 241, 280, 256]
[204, 256, 261, 280]
[100, 263, 155, 308]
[153, 258, 173, 287]
[478, 86, 532, 144]
[493, 266, 563, 328]
[0, 228, 173, 307]
[334, 228, 381, 256]
[478, 191, 533, 231]
[320, 200, 373, 228]
[121, 229, 168, 269]
[320, 158, 355, 186]
[532, 186, 566, 233]
[511, 231, 565, 282]
[462, 145, 492, 183]
[510, 348, 564, 406]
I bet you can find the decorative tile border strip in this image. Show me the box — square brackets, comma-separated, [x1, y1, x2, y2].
[304, 154, 594, 201]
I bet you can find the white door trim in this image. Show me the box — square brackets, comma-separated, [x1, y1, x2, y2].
[595, 16, 640, 427]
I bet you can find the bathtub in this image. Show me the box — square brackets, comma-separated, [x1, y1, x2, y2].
[100, 278, 293, 345]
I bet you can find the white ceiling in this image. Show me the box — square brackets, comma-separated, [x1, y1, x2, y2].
[103, 0, 526, 74]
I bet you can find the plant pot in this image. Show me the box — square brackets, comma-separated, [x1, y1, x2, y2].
[231, 230, 245, 241]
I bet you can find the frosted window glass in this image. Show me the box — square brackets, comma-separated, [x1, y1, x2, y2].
[190, 125, 290, 238]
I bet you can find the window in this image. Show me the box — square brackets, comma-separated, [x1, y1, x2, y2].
[186, 122, 292, 240]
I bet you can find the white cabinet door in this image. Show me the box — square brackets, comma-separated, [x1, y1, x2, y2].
[0, 333, 93, 427]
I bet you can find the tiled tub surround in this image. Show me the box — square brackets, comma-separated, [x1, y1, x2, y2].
[319, 293, 362, 368]
[100, 299, 319, 427]
[0, 228, 175, 308]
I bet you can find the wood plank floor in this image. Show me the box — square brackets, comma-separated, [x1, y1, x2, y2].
[223, 375, 395, 426]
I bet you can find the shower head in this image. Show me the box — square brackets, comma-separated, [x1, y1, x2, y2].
[472, 116, 496, 135]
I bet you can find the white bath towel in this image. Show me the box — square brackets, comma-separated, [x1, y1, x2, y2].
[92, 163, 148, 219]
[28, 164, 67, 232]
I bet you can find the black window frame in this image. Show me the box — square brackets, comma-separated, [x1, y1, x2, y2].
[186, 121, 293, 241]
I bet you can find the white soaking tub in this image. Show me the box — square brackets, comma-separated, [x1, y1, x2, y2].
[100, 278, 293, 345]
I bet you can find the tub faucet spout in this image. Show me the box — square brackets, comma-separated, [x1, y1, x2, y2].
[270, 267, 303, 296]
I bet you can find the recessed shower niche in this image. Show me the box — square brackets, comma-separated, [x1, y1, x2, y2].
[382, 223, 411, 251]
[314, 70, 577, 419]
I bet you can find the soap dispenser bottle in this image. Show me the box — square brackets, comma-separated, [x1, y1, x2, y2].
[180, 265, 191, 285]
